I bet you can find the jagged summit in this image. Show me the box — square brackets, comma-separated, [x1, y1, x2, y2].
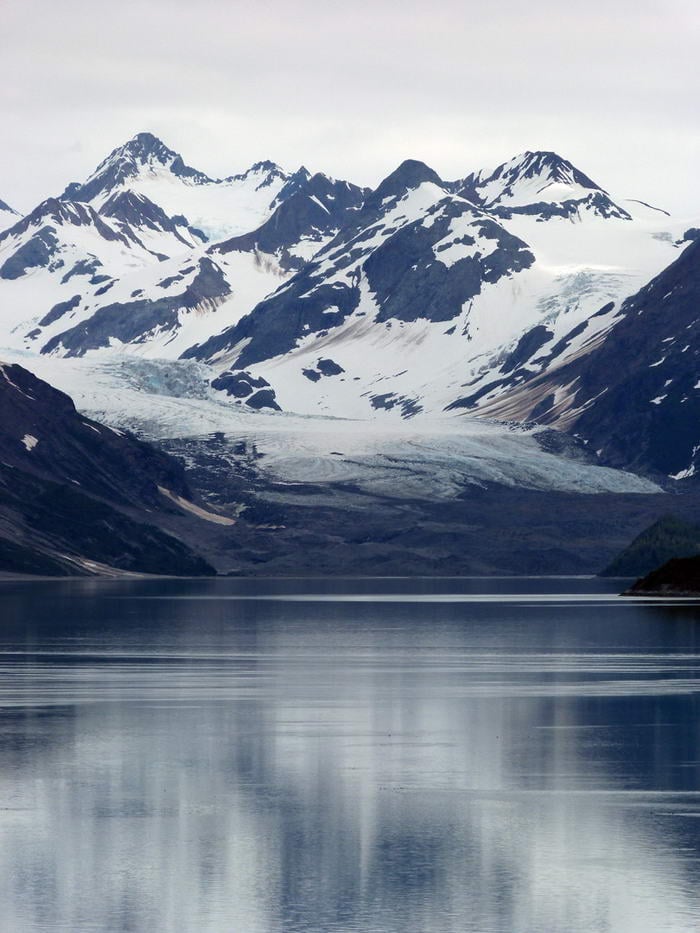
[364, 159, 445, 212]
[51, 134, 306, 240]
[224, 159, 290, 191]
[95, 132, 211, 180]
[497, 150, 600, 190]
[214, 169, 367, 271]
[61, 132, 214, 204]
[64, 133, 294, 203]
[104, 131, 182, 164]
[457, 149, 630, 220]
[94, 138, 296, 193]
[464, 150, 602, 204]
[228, 159, 286, 178]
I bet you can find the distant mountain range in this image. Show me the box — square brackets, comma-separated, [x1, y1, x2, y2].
[1, 132, 698, 483]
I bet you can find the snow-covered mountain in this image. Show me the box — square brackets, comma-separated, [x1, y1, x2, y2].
[0, 136, 696, 477]
[62, 132, 315, 241]
[39, 256, 233, 357]
[456, 150, 632, 220]
[213, 169, 368, 272]
[181, 155, 686, 422]
[0, 133, 371, 359]
[0, 193, 210, 351]
[183, 159, 536, 416]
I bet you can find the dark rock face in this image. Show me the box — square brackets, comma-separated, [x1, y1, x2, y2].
[61, 257, 104, 283]
[42, 257, 230, 356]
[0, 362, 214, 575]
[214, 173, 366, 271]
[302, 358, 345, 382]
[270, 166, 312, 202]
[94, 280, 115, 296]
[210, 370, 281, 410]
[0, 227, 60, 279]
[39, 294, 82, 327]
[601, 515, 700, 577]
[369, 393, 423, 418]
[316, 358, 344, 376]
[624, 556, 700, 596]
[183, 266, 362, 368]
[0, 198, 130, 250]
[246, 388, 280, 410]
[533, 429, 599, 464]
[0, 362, 190, 506]
[362, 159, 443, 212]
[492, 191, 631, 222]
[501, 325, 553, 374]
[99, 189, 206, 245]
[365, 205, 534, 325]
[0, 469, 211, 576]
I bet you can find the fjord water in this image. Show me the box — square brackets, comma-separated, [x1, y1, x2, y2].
[1, 578, 699, 932]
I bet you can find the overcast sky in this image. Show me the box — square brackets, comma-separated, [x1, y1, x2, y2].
[1, 0, 698, 214]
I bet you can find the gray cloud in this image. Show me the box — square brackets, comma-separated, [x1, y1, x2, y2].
[1, 0, 698, 214]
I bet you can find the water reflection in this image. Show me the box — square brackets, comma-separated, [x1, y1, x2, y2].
[0, 578, 699, 932]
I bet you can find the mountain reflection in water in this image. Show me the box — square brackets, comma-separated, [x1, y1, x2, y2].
[0, 577, 699, 933]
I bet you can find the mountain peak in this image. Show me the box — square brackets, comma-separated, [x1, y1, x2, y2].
[97, 131, 212, 181]
[94, 132, 176, 173]
[249, 159, 284, 174]
[460, 149, 631, 220]
[225, 160, 288, 187]
[365, 159, 444, 211]
[62, 133, 214, 204]
[128, 130, 166, 149]
[503, 150, 599, 190]
[385, 158, 443, 189]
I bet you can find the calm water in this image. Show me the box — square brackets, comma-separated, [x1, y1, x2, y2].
[0, 577, 699, 933]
